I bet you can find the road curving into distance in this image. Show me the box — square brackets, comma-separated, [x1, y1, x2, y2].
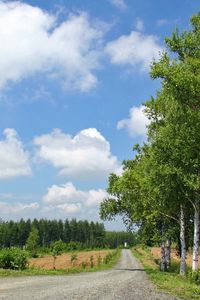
[0, 249, 179, 300]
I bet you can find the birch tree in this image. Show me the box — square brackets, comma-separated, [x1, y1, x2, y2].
[150, 12, 200, 272]
[100, 12, 200, 276]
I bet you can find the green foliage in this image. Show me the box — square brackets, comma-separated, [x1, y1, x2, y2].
[51, 240, 66, 256]
[189, 270, 200, 285]
[105, 231, 136, 248]
[0, 248, 28, 270]
[99, 12, 200, 260]
[66, 241, 82, 251]
[0, 217, 128, 257]
[103, 252, 114, 264]
[0, 218, 106, 249]
[26, 228, 39, 258]
[51, 240, 64, 269]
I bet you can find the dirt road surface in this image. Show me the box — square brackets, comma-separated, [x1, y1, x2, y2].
[0, 249, 178, 300]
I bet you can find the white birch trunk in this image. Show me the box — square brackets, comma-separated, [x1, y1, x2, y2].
[165, 238, 171, 270]
[180, 204, 186, 276]
[160, 224, 166, 272]
[160, 240, 166, 271]
[192, 199, 199, 272]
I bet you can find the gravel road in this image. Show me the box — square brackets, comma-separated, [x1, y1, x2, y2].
[0, 249, 178, 300]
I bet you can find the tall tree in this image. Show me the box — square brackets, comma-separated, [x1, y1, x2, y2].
[26, 228, 39, 257]
[149, 12, 200, 272]
[100, 12, 200, 275]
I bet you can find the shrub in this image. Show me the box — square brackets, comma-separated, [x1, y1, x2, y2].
[70, 253, 77, 266]
[189, 270, 200, 285]
[26, 228, 39, 258]
[0, 248, 28, 270]
[51, 240, 66, 254]
[104, 253, 113, 264]
[51, 240, 65, 270]
[66, 241, 82, 251]
[81, 261, 87, 269]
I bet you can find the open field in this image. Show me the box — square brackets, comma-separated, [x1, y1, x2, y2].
[133, 247, 200, 300]
[29, 250, 113, 270]
[0, 249, 120, 276]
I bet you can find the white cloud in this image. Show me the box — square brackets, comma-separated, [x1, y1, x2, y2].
[57, 203, 82, 214]
[105, 31, 163, 71]
[0, 202, 39, 216]
[156, 19, 169, 27]
[109, 0, 127, 10]
[43, 182, 107, 215]
[0, 182, 107, 219]
[0, 128, 31, 179]
[135, 18, 144, 31]
[0, 2, 105, 92]
[117, 105, 150, 137]
[34, 128, 121, 179]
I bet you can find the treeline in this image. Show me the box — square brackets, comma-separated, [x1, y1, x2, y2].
[0, 218, 136, 249]
[0, 219, 105, 248]
[100, 13, 200, 276]
[105, 231, 136, 248]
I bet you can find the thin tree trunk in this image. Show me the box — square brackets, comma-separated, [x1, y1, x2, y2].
[53, 256, 56, 270]
[160, 240, 166, 271]
[192, 199, 199, 272]
[180, 204, 186, 276]
[160, 225, 166, 271]
[165, 238, 171, 270]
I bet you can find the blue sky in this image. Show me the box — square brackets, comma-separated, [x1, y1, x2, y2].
[0, 0, 199, 229]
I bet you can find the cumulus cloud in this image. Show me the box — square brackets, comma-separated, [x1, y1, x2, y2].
[0, 182, 107, 219]
[105, 31, 163, 71]
[34, 128, 121, 179]
[0, 202, 39, 216]
[43, 182, 107, 215]
[0, 128, 31, 179]
[0, 1, 105, 92]
[109, 0, 127, 10]
[117, 105, 150, 137]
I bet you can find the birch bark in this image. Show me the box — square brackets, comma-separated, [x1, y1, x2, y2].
[192, 199, 199, 272]
[160, 240, 166, 271]
[180, 204, 186, 276]
[165, 238, 171, 270]
[160, 224, 166, 272]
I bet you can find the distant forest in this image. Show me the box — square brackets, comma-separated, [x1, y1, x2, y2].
[0, 218, 136, 249]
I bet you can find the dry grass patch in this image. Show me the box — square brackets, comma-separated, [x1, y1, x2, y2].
[150, 247, 200, 267]
[29, 250, 113, 270]
[135, 248, 159, 269]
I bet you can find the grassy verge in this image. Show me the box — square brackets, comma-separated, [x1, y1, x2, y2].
[0, 249, 121, 277]
[132, 247, 200, 300]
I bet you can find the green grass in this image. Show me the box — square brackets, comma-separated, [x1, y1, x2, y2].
[0, 249, 121, 277]
[132, 247, 200, 300]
